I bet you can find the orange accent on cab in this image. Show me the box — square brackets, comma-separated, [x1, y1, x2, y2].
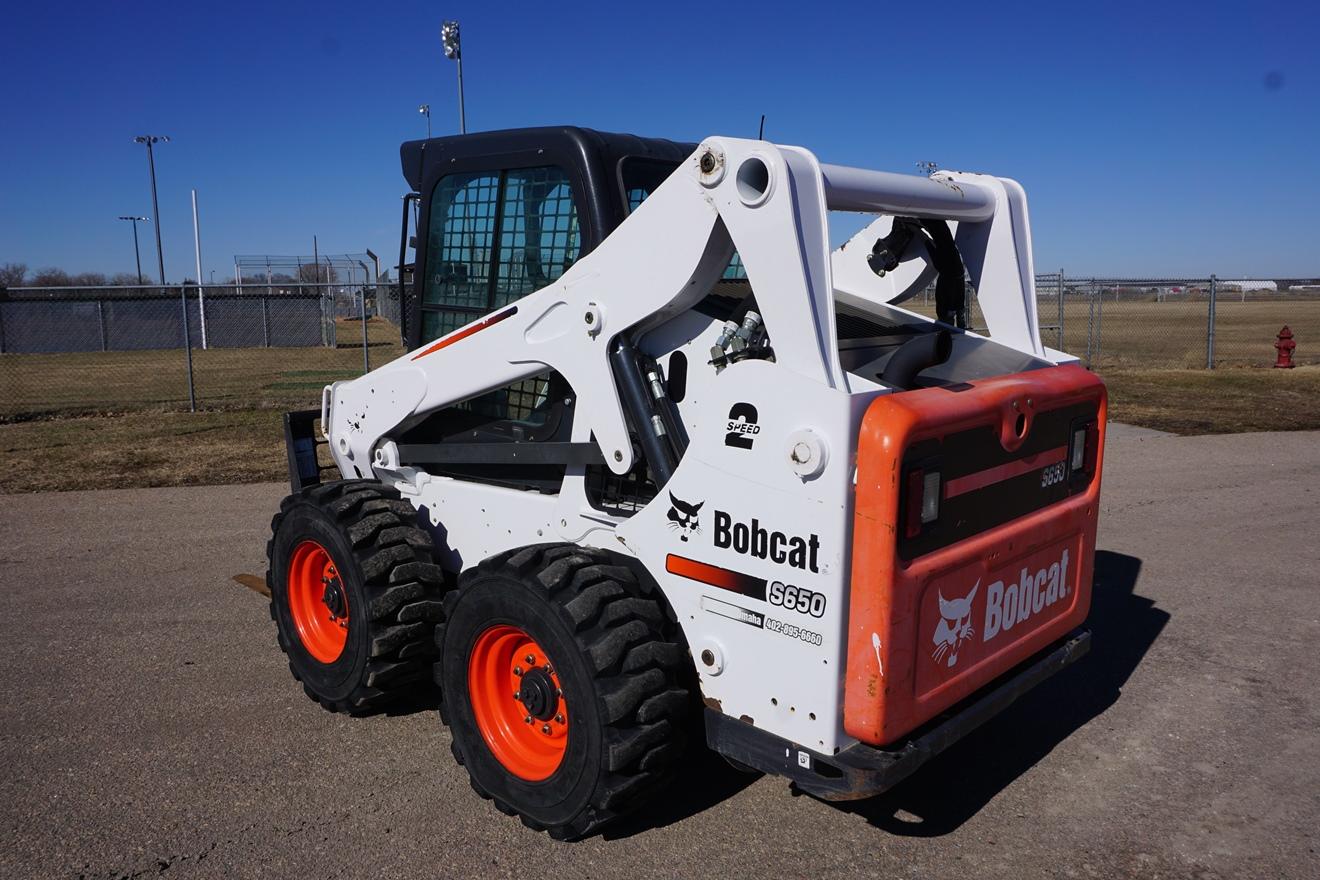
[410, 306, 518, 361]
[844, 364, 1107, 747]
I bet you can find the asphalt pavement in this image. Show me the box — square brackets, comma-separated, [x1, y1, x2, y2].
[1, 427, 1317, 879]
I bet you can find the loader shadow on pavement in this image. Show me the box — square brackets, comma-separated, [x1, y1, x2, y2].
[602, 747, 764, 839]
[840, 550, 1168, 837]
[591, 551, 1167, 841]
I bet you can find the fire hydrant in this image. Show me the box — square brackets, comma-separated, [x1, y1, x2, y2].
[1274, 325, 1296, 369]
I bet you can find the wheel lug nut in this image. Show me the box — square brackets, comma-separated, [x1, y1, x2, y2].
[513, 666, 523, 676]
[541, 724, 551, 734]
[555, 714, 564, 724]
[544, 664, 553, 675]
[525, 654, 535, 664]
[524, 715, 532, 724]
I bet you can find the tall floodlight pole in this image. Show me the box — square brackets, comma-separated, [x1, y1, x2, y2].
[441, 21, 466, 134]
[117, 216, 149, 285]
[191, 189, 208, 349]
[133, 136, 170, 284]
[419, 103, 431, 138]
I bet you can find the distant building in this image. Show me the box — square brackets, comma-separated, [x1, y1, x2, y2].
[1218, 279, 1278, 291]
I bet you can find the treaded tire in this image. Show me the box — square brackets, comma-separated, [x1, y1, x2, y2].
[437, 544, 689, 840]
[267, 480, 447, 714]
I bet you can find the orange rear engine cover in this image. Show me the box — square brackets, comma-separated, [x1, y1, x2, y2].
[844, 364, 1107, 746]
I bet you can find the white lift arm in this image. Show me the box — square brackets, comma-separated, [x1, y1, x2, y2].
[323, 138, 1047, 480]
[830, 170, 1045, 358]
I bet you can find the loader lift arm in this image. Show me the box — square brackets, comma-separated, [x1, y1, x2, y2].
[324, 136, 1045, 494]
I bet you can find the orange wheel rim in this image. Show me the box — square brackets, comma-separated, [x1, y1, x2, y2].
[287, 540, 350, 663]
[468, 625, 568, 781]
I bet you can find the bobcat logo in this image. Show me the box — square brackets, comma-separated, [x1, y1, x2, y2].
[666, 493, 704, 542]
[932, 581, 978, 668]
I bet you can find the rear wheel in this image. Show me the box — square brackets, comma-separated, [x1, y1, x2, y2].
[437, 544, 689, 839]
[267, 480, 447, 714]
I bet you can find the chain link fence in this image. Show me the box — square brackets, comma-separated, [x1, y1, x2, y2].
[1, 282, 404, 418]
[904, 273, 1318, 369]
[2, 274, 1316, 420]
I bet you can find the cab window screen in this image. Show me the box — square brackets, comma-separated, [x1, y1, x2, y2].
[494, 168, 579, 307]
[421, 166, 579, 341]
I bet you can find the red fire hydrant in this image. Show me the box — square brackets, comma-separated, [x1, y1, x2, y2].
[1274, 326, 1296, 369]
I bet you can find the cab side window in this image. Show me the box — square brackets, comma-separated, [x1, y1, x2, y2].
[422, 166, 579, 341]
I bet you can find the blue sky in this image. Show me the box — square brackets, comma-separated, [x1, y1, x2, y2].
[1, 0, 1316, 281]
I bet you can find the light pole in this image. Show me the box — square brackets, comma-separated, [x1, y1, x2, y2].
[117, 216, 149, 285]
[441, 21, 466, 134]
[418, 103, 431, 138]
[133, 135, 170, 284]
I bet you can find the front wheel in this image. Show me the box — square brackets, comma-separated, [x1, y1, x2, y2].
[267, 480, 447, 714]
[437, 544, 690, 840]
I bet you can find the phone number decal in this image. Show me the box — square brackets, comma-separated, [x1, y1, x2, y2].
[765, 617, 823, 647]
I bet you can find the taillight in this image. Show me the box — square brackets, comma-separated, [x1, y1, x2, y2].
[904, 467, 941, 538]
[1070, 420, 1099, 480]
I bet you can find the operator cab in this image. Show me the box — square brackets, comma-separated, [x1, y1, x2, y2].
[398, 126, 694, 350]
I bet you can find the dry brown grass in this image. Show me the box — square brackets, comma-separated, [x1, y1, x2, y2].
[0, 409, 289, 494]
[1103, 365, 1320, 434]
[4, 365, 1317, 495]
[2, 318, 406, 418]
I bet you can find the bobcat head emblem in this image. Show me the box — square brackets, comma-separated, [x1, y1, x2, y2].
[932, 580, 978, 668]
[666, 493, 704, 542]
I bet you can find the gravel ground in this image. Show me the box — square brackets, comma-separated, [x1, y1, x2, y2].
[1, 428, 1317, 879]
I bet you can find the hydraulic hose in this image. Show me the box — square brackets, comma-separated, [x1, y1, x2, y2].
[879, 328, 954, 390]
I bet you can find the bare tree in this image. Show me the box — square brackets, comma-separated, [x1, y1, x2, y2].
[298, 263, 338, 284]
[0, 262, 27, 287]
[32, 268, 72, 287]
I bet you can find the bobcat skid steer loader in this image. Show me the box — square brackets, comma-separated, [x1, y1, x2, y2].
[267, 127, 1105, 840]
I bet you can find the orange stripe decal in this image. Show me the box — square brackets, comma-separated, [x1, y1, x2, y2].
[411, 306, 518, 361]
[665, 554, 767, 599]
[943, 445, 1068, 499]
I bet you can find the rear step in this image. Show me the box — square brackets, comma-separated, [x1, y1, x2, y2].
[706, 628, 1091, 801]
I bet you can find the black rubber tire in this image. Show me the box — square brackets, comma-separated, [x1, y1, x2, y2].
[437, 544, 690, 840]
[267, 480, 447, 714]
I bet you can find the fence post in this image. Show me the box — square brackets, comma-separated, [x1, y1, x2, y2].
[1206, 274, 1217, 369]
[0, 297, 7, 353]
[1057, 268, 1065, 350]
[320, 285, 331, 348]
[1095, 280, 1104, 367]
[1084, 280, 1095, 368]
[261, 294, 270, 348]
[180, 285, 197, 412]
[360, 286, 370, 374]
[96, 298, 108, 352]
